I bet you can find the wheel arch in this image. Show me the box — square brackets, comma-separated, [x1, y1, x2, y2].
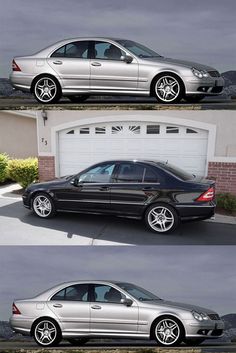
[142, 201, 180, 219]
[150, 314, 186, 340]
[30, 316, 62, 337]
[150, 71, 186, 97]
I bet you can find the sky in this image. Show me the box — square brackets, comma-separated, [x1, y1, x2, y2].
[1, 0, 236, 77]
[0, 246, 236, 320]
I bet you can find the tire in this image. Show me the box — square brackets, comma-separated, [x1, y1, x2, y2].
[183, 338, 205, 346]
[153, 316, 184, 347]
[33, 318, 61, 347]
[32, 193, 56, 219]
[67, 338, 89, 346]
[33, 75, 61, 104]
[68, 95, 89, 103]
[153, 73, 184, 104]
[184, 95, 204, 103]
[145, 203, 179, 233]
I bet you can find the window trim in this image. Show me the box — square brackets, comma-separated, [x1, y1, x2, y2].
[91, 40, 127, 62]
[50, 284, 90, 302]
[90, 283, 126, 304]
[50, 40, 91, 59]
[113, 162, 159, 184]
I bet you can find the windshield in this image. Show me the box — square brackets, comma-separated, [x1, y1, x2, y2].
[157, 162, 194, 181]
[117, 282, 162, 301]
[116, 40, 162, 58]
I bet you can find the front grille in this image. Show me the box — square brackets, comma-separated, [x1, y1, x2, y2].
[208, 313, 220, 320]
[208, 70, 221, 77]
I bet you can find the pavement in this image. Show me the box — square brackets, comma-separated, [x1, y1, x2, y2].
[0, 183, 235, 246]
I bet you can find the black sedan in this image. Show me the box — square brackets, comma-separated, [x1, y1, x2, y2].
[22, 160, 216, 233]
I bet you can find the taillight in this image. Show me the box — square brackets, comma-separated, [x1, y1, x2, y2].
[12, 303, 21, 315]
[12, 59, 21, 72]
[196, 187, 215, 202]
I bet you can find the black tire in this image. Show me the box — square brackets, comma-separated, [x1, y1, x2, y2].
[184, 95, 204, 103]
[33, 318, 61, 347]
[68, 95, 89, 103]
[67, 338, 89, 346]
[183, 338, 205, 346]
[145, 203, 179, 234]
[153, 73, 184, 104]
[152, 316, 184, 347]
[32, 192, 56, 219]
[33, 75, 61, 104]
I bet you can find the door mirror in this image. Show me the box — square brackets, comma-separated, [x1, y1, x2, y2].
[121, 298, 133, 307]
[121, 55, 133, 64]
[70, 177, 79, 186]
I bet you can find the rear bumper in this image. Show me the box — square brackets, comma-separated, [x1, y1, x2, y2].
[176, 201, 216, 221]
[9, 73, 33, 93]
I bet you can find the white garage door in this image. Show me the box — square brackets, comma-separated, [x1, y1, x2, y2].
[58, 122, 208, 176]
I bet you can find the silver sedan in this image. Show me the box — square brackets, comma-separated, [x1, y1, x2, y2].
[10, 280, 224, 347]
[10, 37, 224, 104]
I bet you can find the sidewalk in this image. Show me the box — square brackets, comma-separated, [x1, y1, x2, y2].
[0, 183, 235, 225]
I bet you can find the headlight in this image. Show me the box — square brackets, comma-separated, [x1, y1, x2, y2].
[192, 67, 209, 79]
[192, 310, 209, 321]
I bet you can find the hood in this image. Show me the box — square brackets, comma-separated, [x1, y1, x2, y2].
[143, 56, 216, 71]
[29, 175, 73, 189]
[145, 300, 216, 314]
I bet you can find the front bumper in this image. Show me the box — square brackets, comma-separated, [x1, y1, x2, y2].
[185, 76, 224, 96]
[22, 192, 32, 209]
[185, 319, 224, 339]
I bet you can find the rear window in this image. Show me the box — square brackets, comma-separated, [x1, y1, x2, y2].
[157, 162, 193, 181]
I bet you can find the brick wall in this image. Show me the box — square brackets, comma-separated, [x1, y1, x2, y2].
[38, 156, 55, 182]
[208, 162, 236, 195]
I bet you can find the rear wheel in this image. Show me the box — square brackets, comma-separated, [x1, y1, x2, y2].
[153, 316, 184, 346]
[183, 338, 205, 346]
[33, 318, 61, 347]
[145, 203, 179, 233]
[33, 75, 61, 104]
[68, 95, 89, 103]
[153, 74, 184, 104]
[67, 338, 89, 346]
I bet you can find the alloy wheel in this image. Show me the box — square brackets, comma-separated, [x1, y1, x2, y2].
[155, 318, 180, 345]
[155, 75, 180, 103]
[34, 320, 58, 346]
[34, 77, 57, 103]
[147, 206, 175, 233]
[33, 195, 52, 218]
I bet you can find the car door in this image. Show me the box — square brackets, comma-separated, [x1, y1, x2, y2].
[90, 284, 139, 335]
[110, 162, 160, 216]
[47, 283, 90, 334]
[90, 41, 139, 92]
[47, 40, 90, 90]
[54, 163, 116, 212]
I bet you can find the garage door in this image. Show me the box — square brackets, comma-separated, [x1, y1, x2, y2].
[58, 122, 208, 176]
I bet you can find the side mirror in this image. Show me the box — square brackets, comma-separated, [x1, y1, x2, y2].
[70, 177, 79, 186]
[121, 298, 133, 307]
[121, 55, 133, 64]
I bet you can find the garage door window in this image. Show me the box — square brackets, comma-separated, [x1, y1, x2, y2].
[78, 164, 115, 183]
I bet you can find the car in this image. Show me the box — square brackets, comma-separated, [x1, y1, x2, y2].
[22, 159, 216, 233]
[10, 280, 224, 347]
[10, 37, 224, 104]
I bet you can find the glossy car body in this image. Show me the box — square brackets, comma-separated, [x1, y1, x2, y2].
[10, 280, 224, 347]
[22, 160, 216, 233]
[10, 37, 224, 104]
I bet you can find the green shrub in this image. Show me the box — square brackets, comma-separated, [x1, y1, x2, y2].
[0, 153, 9, 183]
[8, 158, 38, 188]
[217, 193, 236, 212]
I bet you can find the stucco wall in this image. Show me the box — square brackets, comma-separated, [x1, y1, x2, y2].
[0, 112, 37, 158]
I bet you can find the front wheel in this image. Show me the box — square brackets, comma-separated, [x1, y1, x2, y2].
[33, 76, 61, 104]
[153, 316, 184, 346]
[145, 204, 179, 233]
[32, 193, 56, 218]
[33, 319, 61, 347]
[67, 338, 89, 346]
[153, 74, 184, 104]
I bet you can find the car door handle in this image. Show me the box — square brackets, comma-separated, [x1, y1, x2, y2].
[142, 186, 155, 191]
[91, 305, 102, 309]
[99, 186, 110, 191]
[91, 62, 101, 66]
[53, 60, 63, 65]
[53, 303, 63, 308]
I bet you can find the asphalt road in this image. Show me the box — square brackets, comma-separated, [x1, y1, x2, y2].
[0, 96, 235, 110]
[0, 196, 236, 245]
[0, 340, 235, 352]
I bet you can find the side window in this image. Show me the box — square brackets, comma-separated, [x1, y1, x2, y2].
[51, 284, 89, 302]
[144, 167, 159, 183]
[78, 163, 115, 183]
[93, 41, 125, 60]
[116, 163, 145, 183]
[93, 285, 125, 303]
[51, 41, 89, 58]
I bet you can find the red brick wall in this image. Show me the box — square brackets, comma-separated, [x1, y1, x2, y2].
[208, 162, 236, 195]
[38, 156, 55, 182]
